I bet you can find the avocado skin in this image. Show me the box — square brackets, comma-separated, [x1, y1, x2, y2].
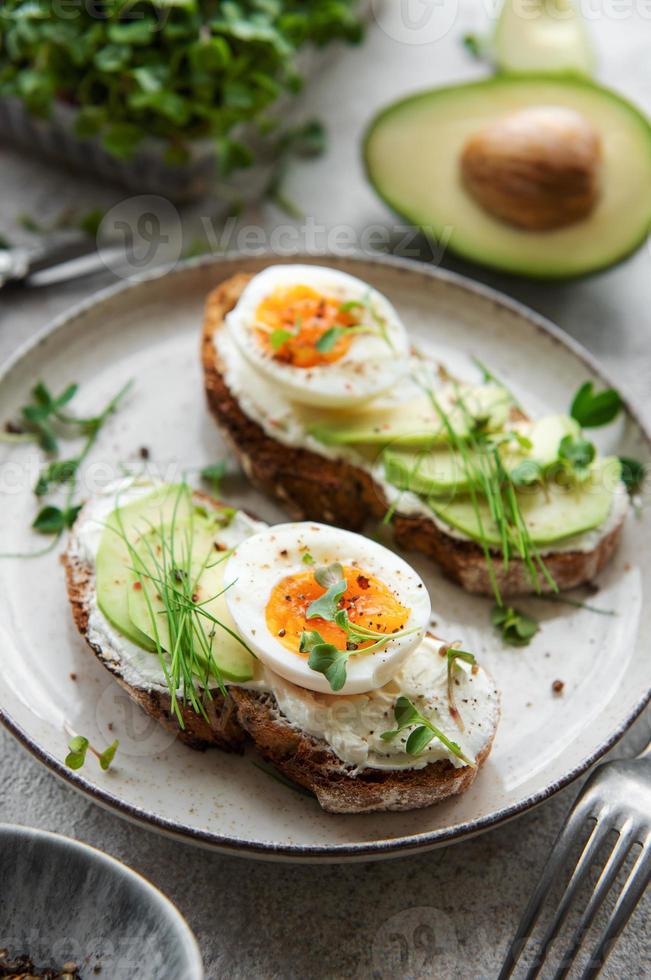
[363, 75, 651, 280]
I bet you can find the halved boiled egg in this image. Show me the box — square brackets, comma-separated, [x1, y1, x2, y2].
[225, 264, 410, 408]
[224, 523, 431, 695]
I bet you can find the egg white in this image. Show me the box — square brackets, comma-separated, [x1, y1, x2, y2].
[224, 264, 410, 408]
[224, 522, 431, 695]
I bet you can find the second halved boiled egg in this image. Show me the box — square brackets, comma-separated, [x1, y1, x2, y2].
[225, 523, 431, 695]
[225, 264, 411, 408]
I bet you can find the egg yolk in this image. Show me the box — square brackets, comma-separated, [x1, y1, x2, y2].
[255, 285, 361, 368]
[265, 565, 410, 656]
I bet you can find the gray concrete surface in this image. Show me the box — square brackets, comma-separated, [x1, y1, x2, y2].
[1, 4, 650, 977]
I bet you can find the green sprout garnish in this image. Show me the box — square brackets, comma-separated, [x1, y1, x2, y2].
[314, 294, 395, 355]
[0, 3, 363, 171]
[570, 381, 621, 428]
[65, 734, 119, 772]
[300, 562, 421, 691]
[557, 433, 596, 481]
[305, 562, 347, 620]
[380, 696, 475, 765]
[315, 323, 375, 353]
[110, 484, 252, 727]
[446, 648, 476, 730]
[98, 739, 120, 771]
[301, 552, 315, 565]
[1, 379, 132, 558]
[410, 368, 559, 641]
[491, 604, 539, 647]
[200, 461, 227, 496]
[268, 316, 302, 353]
[64, 735, 89, 770]
[271, 328, 295, 351]
[619, 456, 646, 496]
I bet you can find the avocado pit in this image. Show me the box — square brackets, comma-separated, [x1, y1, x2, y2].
[460, 106, 602, 231]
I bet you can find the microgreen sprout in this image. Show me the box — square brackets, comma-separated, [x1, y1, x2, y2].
[300, 562, 421, 691]
[269, 316, 302, 352]
[200, 461, 228, 496]
[65, 734, 119, 772]
[491, 604, 539, 647]
[0, 3, 363, 170]
[411, 368, 558, 639]
[557, 433, 596, 481]
[380, 696, 475, 765]
[619, 456, 646, 496]
[110, 484, 252, 726]
[315, 323, 375, 353]
[570, 381, 622, 428]
[1, 379, 132, 558]
[446, 647, 476, 730]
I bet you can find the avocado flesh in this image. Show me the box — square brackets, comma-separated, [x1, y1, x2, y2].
[127, 519, 254, 683]
[429, 457, 621, 547]
[494, 0, 594, 76]
[310, 384, 511, 450]
[96, 485, 194, 649]
[364, 76, 651, 279]
[384, 414, 580, 495]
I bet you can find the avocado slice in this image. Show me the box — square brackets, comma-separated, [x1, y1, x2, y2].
[96, 484, 194, 649]
[384, 445, 481, 496]
[309, 383, 511, 450]
[384, 414, 580, 495]
[429, 457, 621, 547]
[127, 518, 254, 683]
[364, 76, 651, 278]
[527, 414, 580, 467]
[494, 0, 594, 76]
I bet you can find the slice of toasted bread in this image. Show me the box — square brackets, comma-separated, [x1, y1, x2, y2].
[62, 493, 245, 752]
[64, 485, 497, 811]
[201, 273, 625, 596]
[230, 686, 496, 814]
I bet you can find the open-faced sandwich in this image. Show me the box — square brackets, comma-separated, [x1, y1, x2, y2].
[202, 264, 628, 599]
[63, 480, 499, 813]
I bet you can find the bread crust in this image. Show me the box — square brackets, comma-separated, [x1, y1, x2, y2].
[201, 273, 625, 596]
[62, 513, 245, 752]
[230, 686, 494, 814]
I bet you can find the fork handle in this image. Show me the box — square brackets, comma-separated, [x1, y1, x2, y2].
[635, 738, 651, 760]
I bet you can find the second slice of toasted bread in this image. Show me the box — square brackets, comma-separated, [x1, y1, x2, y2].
[201, 273, 624, 596]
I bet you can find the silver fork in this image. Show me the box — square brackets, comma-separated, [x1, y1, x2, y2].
[499, 739, 651, 979]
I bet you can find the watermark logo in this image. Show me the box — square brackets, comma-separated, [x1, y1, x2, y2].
[371, 906, 460, 977]
[97, 195, 182, 280]
[95, 682, 177, 759]
[372, 0, 460, 45]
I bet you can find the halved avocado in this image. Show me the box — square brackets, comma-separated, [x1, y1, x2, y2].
[364, 76, 651, 279]
[494, 0, 594, 76]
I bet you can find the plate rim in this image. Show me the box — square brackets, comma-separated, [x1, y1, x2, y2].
[2, 250, 650, 863]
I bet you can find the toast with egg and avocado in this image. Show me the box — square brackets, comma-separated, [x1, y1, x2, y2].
[201, 265, 628, 599]
[63, 481, 499, 813]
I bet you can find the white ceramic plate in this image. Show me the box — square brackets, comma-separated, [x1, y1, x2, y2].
[1, 254, 649, 862]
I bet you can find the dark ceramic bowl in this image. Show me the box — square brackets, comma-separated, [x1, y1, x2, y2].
[0, 824, 203, 979]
